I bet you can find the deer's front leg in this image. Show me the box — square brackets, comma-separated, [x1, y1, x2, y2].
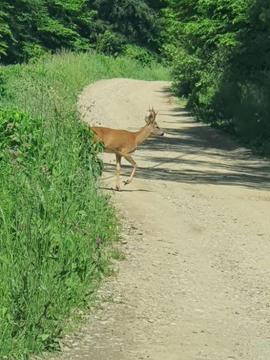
[123, 154, 137, 186]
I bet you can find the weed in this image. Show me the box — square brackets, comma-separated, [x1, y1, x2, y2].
[0, 51, 169, 359]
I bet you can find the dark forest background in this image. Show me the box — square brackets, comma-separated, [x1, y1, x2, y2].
[1, 0, 270, 152]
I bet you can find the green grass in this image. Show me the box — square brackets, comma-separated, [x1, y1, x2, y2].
[0, 51, 170, 359]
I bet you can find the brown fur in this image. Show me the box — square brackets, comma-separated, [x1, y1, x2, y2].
[91, 109, 163, 190]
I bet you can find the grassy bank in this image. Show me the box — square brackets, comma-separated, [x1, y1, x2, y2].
[0, 52, 170, 359]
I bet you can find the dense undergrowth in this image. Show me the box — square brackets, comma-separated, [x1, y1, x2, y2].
[0, 51, 169, 359]
[161, 0, 270, 155]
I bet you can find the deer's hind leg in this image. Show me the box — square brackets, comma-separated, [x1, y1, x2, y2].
[123, 154, 137, 186]
[115, 153, 122, 191]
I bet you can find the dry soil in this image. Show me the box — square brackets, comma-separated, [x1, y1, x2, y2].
[50, 78, 270, 360]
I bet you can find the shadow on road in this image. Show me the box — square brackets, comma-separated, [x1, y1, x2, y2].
[103, 100, 270, 191]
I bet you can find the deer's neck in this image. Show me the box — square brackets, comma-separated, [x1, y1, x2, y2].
[135, 125, 152, 146]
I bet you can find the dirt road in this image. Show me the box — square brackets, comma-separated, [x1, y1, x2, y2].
[52, 79, 270, 360]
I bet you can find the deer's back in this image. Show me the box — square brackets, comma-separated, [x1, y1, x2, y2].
[92, 126, 137, 153]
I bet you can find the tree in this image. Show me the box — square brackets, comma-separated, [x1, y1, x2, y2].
[0, 0, 163, 64]
[93, 0, 162, 49]
[162, 0, 270, 152]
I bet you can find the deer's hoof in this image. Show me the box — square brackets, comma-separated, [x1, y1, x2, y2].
[123, 180, 130, 186]
[115, 185, 121, 191]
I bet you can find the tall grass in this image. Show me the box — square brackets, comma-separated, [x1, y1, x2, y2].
[0, 51, 170, 359]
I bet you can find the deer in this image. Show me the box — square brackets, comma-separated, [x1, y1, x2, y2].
[91, 108, 164, 191]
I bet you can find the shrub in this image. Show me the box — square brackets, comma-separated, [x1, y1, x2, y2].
[96, 31, 126, 56]
[0, 108, 40, 163]
[123, 44, 155, 66]
[171, 48, 202, 97]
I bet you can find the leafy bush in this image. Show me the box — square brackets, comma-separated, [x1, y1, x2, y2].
[96, 31, 125, 56]
[0, 106, 111, 358]
[170, 48, 201, 97]
[22, 43, 48, 63]
[0, 109, 40, 163]
[0, 69, 7, 98]
[123, 44, 155, 66]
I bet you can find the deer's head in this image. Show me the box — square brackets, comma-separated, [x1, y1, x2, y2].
[145, 107, 164, 137]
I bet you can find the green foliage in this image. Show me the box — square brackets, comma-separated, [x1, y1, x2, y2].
[0, 109, 40, 164]
[0, 6, 12, 57]
[170, 48, 201, 97]
[78, 121, 104, 178]
[0, 0, 163, 64]
[0, 69, 8, 97]
[123, 44, 156, 66]
[93, 0, 162, 49]
[0, 51, 169, 359]
[96, 30, 125, 56]
[163, 0, 270, 154]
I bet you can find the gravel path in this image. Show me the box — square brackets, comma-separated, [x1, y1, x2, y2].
[50, 78, 270, 360]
